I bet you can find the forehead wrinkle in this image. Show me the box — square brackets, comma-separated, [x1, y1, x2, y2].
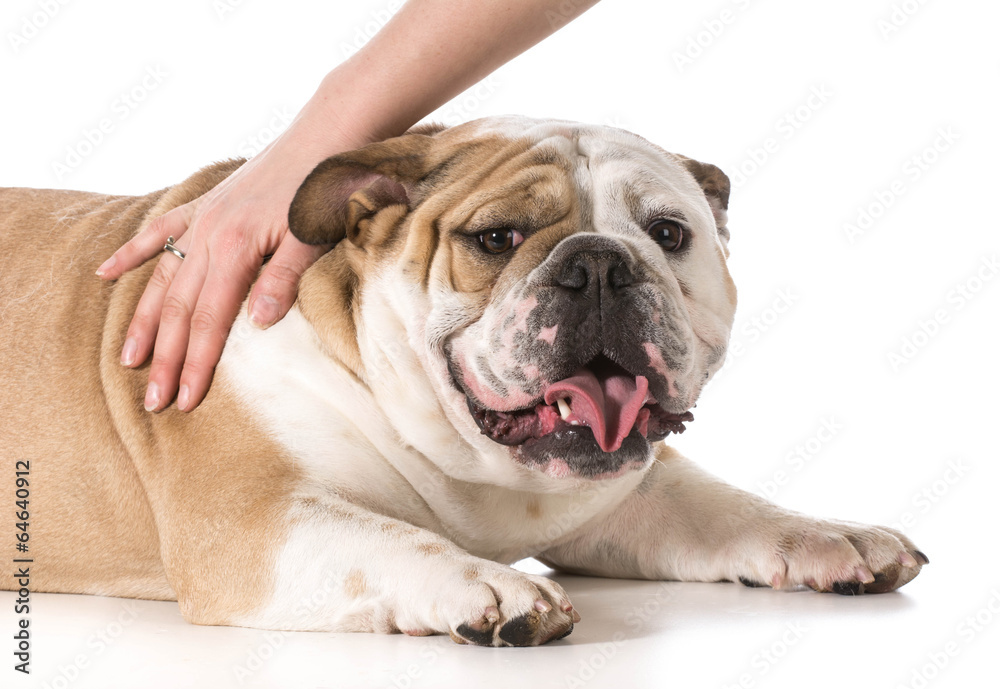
[462, 164, 571, 230]
[517, 129, 594, 214]
[437, 135, 573, 228]
[427, 135, 534, 211]
[526, 134, 595, 235]
[484, 127, 610, 233]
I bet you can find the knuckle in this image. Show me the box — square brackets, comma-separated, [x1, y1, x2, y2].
[128, 308, 156, 336]
[181, 359, 211, 381]
[146, 215, 167, 235]
[146, 212, 179, 241]
[149, 350, 180, 373]
[160, 294, 192, 324]
[188, 307, 227, 338]
[193, 201, 222, 226]
[209, 220, 250, 254]
[262, 261, 302, 291]
[147, 262, 175, 292]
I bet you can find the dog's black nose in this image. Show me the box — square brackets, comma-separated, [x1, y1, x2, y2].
[555, 248, 635, 298]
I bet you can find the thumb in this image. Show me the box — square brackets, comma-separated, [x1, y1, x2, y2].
[248, 235, 330, 328]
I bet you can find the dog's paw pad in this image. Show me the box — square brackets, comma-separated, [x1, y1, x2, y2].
[829, 565, 878, 594]
[831, 580, 862, 595]
[497, 610, 542, 646]
[860, 568, 902, 594]
[452, 606, 501, 646]
[552, 623, 575, 641]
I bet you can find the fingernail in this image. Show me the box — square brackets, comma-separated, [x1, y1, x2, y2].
[855, 566, 875, 584]
[899, 552, 919, 568]
[250, 295, 279, 328]
[144, 382, 160, 412]
[96, 255, 116, 277]
[177, 384, 189, 412]
[121, 337, 137, 366]
[534, 599, 552, 613]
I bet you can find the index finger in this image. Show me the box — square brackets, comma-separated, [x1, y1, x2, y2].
[96, 205, 194, 279]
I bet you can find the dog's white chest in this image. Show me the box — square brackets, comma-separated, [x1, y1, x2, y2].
[219, 306, 635, 561]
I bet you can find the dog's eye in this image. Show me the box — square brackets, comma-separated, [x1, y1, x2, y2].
[478, 228, 523, 254]
[647, 218, 684, 252]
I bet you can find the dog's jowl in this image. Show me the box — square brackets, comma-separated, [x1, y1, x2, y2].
[0, 116, 925, 646]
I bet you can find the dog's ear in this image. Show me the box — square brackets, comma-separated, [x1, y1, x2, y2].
[674, 154, 731, 250]
[288, 131, 439, 246]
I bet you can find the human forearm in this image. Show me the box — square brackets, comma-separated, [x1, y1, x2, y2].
[295, 0, 600, 151]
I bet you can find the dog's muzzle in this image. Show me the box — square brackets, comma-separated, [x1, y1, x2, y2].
[451, 235, 695, 479]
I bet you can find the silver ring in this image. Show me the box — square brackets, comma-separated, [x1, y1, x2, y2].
[163, 236, 185, 260]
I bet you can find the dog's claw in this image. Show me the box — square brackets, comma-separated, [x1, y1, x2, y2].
[856, 566, 875, 584]
[484, 605, 501, 625]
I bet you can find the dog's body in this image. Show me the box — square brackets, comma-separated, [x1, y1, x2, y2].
[1, 117, 924, 645]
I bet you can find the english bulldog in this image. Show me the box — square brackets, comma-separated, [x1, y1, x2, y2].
[0, 116, 926, 646]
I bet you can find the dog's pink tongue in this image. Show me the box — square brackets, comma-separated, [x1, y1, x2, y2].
[544, 368, 649, 453]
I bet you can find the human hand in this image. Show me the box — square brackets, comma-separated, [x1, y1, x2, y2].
[95, 130, 335, 413]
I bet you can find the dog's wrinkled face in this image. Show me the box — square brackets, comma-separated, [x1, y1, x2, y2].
[289, 116, 736, 484]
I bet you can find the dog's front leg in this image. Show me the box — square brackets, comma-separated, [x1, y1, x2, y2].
[539, 446, 927, 594]
[170, 493, 577, 645]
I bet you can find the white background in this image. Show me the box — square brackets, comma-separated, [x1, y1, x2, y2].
[2, 0, 999, 687]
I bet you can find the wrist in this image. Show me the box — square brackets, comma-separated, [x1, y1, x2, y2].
[290, 69, 398, 157]
[302, 58, 433, 149]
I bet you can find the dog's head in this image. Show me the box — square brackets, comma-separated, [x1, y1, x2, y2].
[289, 116, 735, 487]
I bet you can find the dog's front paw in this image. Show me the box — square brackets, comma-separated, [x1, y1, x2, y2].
[739, 519, 928, 595]
[429, 561, 578, 647]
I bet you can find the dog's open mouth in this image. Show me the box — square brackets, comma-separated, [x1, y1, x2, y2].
[465, 355, 693, 453]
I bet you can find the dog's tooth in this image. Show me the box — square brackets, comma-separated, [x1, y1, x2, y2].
[557, 398, 571, 421]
